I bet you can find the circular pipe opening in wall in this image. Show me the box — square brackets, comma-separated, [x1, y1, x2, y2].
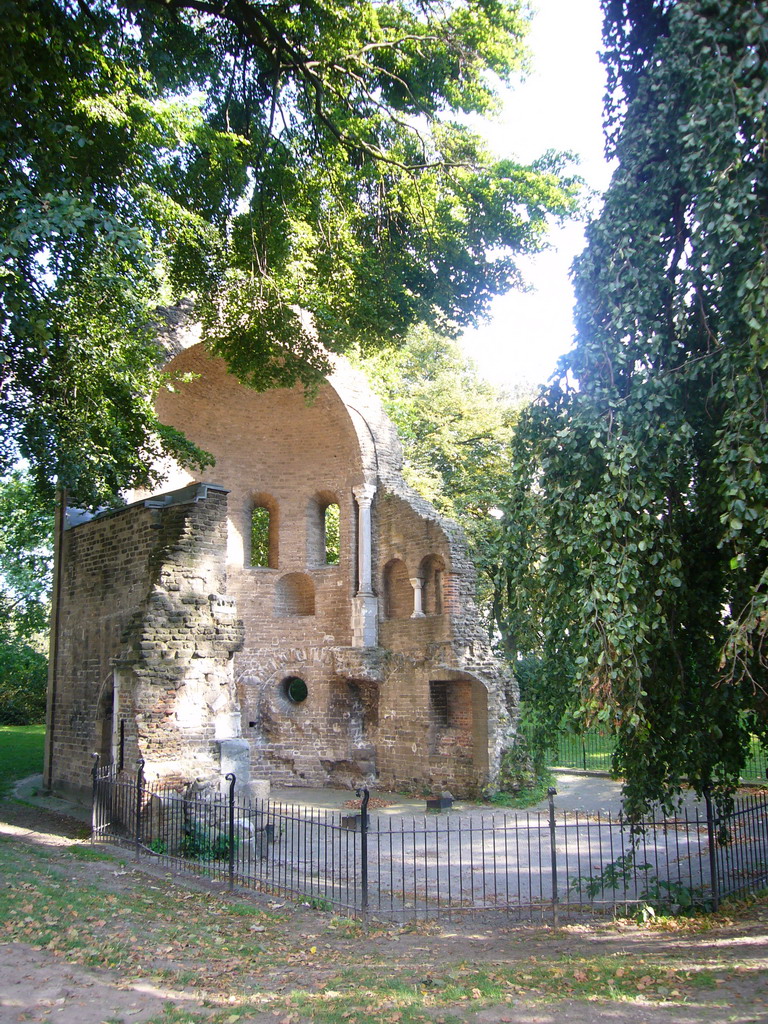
[283, 676, 308, 704]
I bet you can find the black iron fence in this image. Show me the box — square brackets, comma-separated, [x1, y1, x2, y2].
[91, 757, 768, 922]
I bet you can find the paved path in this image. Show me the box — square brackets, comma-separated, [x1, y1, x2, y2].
[16, 770, 708, 821]
[269, 771, 708, 819]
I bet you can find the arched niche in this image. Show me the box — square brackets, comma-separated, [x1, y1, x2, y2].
[428, 676, 489, 772]
[383, 558, 412, 619]
[420, 554, 445, 615]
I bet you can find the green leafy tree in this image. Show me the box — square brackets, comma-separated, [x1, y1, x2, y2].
[0, 641, 48, 725]
[0, 470, 52, 642]
[1, 0, 578, 509]
[499, 0, 768, 817]
[358, 324, 530, 630]
[0, 470, 52, 724]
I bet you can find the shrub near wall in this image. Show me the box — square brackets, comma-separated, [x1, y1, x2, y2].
[0, 639, 48, 724]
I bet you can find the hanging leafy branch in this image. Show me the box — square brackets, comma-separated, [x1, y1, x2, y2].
[0, 0, 579, 507]
[497, 0, 768, 818]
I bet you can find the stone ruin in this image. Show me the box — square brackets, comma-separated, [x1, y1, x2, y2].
[44, 313, 519, 803]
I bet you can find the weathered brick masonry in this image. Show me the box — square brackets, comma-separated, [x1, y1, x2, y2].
[45, 484, 244, 802]
[46, 318, 518, 801]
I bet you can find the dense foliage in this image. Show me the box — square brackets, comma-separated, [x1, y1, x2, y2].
[499, 0, 768, 816]
[0, 640, 47, 724]
[1, 0, 577, 508]
[0, 470, 52, 639]
[358, 325, 528, 627]
[0, 471, 52, 724]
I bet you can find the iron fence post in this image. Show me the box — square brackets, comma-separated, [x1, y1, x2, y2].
[357, 787, 369, 918]
[548, 786, 558, 925]
[90, 752, 100, 842]
[135, 758, 145, 861]
[704, 786, 720, 911]
[226, 772, 236, 891]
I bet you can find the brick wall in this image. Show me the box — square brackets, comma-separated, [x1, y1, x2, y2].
[46, 485, 242, 802]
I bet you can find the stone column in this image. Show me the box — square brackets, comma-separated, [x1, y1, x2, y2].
[410, 577, 426, 618]
[352, 483, 378, 647]
[353, 483, 376, 594]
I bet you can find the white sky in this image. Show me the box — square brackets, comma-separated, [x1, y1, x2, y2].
[460, 0, 613, 389]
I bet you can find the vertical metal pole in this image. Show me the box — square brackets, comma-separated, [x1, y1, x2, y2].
[90, 752, 100, 842]
[226, 773, 236, 891]
[358, 787, 369, 919]
[548, 786, 558, 925]
[704, 786, 720, 911]
[135, 759, 145, 861]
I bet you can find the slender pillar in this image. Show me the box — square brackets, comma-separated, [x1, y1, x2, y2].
[352, 483, 378, 647]
[353, 483, 376, 595]
[410, 577, 425, 618]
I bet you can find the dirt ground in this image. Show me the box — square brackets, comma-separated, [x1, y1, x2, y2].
[2, 798, 768, 1024]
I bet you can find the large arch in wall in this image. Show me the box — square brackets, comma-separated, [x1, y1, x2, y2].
[143, 314, 474, 612]
[427, 668, 490, 778]
[146, 311, 405, 504]
[137, 340, 387, 575]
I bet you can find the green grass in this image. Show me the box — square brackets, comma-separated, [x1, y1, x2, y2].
[743, 735, 768, 782]
[488, 768, 555, 808]
[0, 724, 45, 798]
[0, 832, 757, 1024]
[551, 729, 615, 773]
[533, 721, 768, 782]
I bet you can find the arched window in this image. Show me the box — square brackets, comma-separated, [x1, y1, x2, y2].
[420, 555, 445, 615]
[308, 491, 340, 567]
[324, 502, 340, 565]
[383, 558, 412, 619]
[275, 573, 315, 616]
[250, 495, 278, 568]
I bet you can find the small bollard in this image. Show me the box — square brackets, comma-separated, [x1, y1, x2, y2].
[548, 786, 558, 925]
